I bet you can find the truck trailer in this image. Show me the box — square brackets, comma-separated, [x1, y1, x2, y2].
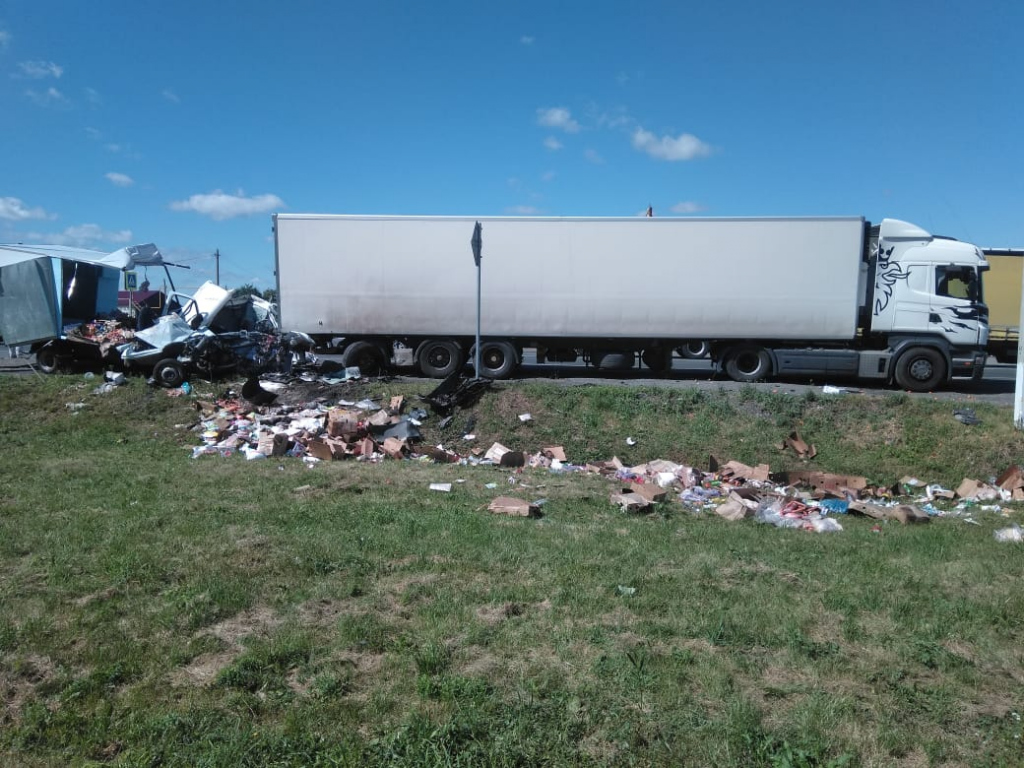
[273, 214, 990, 391]
[980, 248, 1023, 363]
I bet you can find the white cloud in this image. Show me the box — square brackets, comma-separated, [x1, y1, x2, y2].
[16, 60, 63, 79]
[26, 87, 69, 108]
[543, 136, 563, 151]
[541, 171, 556, 182]
[520, 35, 534, 45]
[0, 196, 52, 221]
[506, 205, 541, 215]
[84, 87, 101, 106]
[670, 201, 705, 214]
[583, 148, 604, 164]
[0, 29, 10, 49]
[536, 107, 580, 133]
[162, 88, 180, 103]
[105, 172, 134, 187]
[85, 127, 101, 140]
[170, 190, 284, 220]
[631, 127, 711, 161]
[26, 223, 132, 246]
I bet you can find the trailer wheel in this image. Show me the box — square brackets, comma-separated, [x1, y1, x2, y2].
[678, 340, 710, 359]
[416, 340, 465, 378]
[894, 347, 946, 392]
[724, 345, 772, 382]
[342, 341, 386, 376]
[642, 346, 672, 372]
[472, 341, 518, 379]
[35, 345, 60, 374]
[152, 358, 186, 388]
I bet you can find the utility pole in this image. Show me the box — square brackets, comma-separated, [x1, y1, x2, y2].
[214, 249, 220, 286]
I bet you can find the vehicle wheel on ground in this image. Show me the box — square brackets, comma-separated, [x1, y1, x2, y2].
[472, 340, 518, 379]
[152, 358, 186, 388]
[416, 340, 465, 378]
[723, 345, 772, 382]
[678, 340, 710, 359]
[35, 345, 59, 374]
[341, 341, 386, 376]
[642, 346, 672, 372]
[893, 346, 946, 391]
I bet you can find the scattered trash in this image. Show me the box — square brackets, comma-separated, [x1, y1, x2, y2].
[953, 408, 981, 426]
[779, 430, 817, 459]
[994, 524, 1023, 543]
[429, 483, 452, 492]
[821, 384, 846, 394]
[518, 413, 532, 423]
[625, 437, 637, 446]
[610, 491, 651, 513]
[65, 402, 87, 412]
[616, 585, 637, 597]
[487, 496, 541, 517]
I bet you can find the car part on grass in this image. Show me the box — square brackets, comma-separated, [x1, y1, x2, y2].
[420, 371, 492, 414]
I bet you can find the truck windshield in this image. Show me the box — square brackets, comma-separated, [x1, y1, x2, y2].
[935, 266, 982, 303]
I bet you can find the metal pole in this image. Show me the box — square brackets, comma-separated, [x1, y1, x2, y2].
[215, 249, 221, 286]
[475, 260, 481, 379]
[1014, 257, 1024, 427]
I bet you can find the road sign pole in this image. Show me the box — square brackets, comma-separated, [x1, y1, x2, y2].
[471, 222, 483, 380]
[1014, 259, 1024, 427]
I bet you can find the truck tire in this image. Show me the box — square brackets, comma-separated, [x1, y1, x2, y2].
[678, 340, 710, 359]
[341, 341, 386, 376]
[473, 341, 518, 379]
[724, 345, 772, 382]
[894, 347, 946, 392]
[416, 340, 465, 378]
[35, 345, 59, 374]
[153, 358, 186, 388]
[642, 346, 672, 372]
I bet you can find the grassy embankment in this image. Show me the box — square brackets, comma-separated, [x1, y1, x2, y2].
[1, 374, 1022, 766]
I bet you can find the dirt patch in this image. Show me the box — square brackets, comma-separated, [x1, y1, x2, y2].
[172, 606, 280, 688]
[297, 598, 357, 625]
[475, 601, 525, 625]
[172, 651, 236, 687]
[207, 605, 279, 647]
[1, 654, 56, 724]
[73, 586, 120, 608]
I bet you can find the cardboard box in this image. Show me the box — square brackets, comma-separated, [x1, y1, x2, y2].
[488, 496, 540, 517]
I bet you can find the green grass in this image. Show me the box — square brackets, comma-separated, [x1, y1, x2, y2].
[1, 374, 1023, 766]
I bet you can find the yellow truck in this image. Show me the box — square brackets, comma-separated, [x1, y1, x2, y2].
[983, 249, 1023, 362]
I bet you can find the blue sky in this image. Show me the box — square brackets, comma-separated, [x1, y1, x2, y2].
[1, 1, 1021, 294]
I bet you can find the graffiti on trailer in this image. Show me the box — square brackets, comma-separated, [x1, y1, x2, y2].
[874, 245, 911, 315]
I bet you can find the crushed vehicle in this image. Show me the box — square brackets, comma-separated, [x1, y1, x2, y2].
[0, 242, 183, 372]
[118, 281, 314, 386]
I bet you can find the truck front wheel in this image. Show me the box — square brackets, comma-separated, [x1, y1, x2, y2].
[152, 359, 186, 388]
[894, 347, 946, 391]
[724, 345, 772, 382]
[416, 340, 465, 378]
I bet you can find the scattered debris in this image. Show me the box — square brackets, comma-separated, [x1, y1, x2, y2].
[429, 483, 452, 493]
[487, 497, 541, 517]
[953, 408, 981, 426]
[994, 524, 1023, 543]
[779, 430, 817, 459]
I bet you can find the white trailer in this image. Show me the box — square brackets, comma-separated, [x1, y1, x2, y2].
[273, 214, 990, 391]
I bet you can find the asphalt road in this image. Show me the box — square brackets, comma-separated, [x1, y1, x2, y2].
[2, 346, 1019, 406]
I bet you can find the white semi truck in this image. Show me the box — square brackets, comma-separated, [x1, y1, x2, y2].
[273, 214, 990, 391]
